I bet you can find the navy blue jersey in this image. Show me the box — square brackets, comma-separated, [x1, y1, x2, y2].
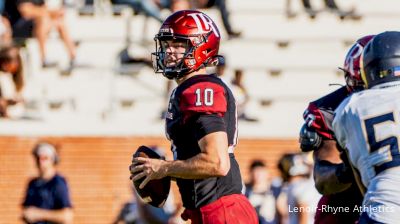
[165, 74, 242, 209]
[23, 174, 72, 224]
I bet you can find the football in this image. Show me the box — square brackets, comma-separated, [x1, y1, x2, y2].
[132, 145, 171, 207]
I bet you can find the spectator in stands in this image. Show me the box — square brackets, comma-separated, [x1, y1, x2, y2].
[278, 153, 320, 224]
[0, 0, 4, 15]
[21, 142, 73, 224]
[1, 0, 11, 44]
[0, 44, 24, 118]
[309, 0, 359, 20]
[276, 154, 291, 224]
[232, 69, 258, 121]
[286, 0, 360, 20]
[245, 160, 281, 224]
[110, 0, 190, 23]
[170, 0, 189, 12]
[112, 187, 142, 224]
[195, 0, 241, 39]
[3, 0, 77, 69]
[215, 60, 258, 122]
[0, 15, 11, 44]
[0, 0, 12, 44]
[137, 190, 182, 224]
[111, 0, 164, 22]
[113, 185, 183, 224]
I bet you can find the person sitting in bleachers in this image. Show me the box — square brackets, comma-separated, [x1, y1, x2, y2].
[112, 187, 142, 224]
[0, 44, 24, 118]
[245, 160, 282, 224]
[195, 0, 241, 39]
[0, 15, 11, 44]
[110, 0, 189, 23]
[277, 153, 321, 224]
[0, 0, 4, 14]
[0, 0, 12, 44]
[215, 60, 258, 122]
[3, 0, 76, 70]
[286, 0, 360, 20]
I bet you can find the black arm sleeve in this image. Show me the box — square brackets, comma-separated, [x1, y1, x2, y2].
[194, 114, 226, 141]
[313, 159, 353, 195]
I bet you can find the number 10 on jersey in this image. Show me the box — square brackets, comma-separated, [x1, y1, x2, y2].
[195, 88, 214, 106]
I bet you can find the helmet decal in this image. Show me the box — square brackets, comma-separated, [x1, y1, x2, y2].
[187, 13, 220, 38]
[342, 35, 375, 91]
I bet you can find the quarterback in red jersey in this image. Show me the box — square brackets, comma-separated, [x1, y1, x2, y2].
[130, 10, 257, 224]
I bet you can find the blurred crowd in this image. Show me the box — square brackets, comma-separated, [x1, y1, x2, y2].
[0, 0, 362, 121]
[0, 0, 245, 120]
[21, 140, 318, 224]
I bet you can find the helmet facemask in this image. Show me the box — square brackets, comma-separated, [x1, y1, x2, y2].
[152, 31, 215, 80]
[153, 35, 199, 80]
[339, 35, 375, 90]
[341, 41, 366, 92]
[339, 67, 364, 92]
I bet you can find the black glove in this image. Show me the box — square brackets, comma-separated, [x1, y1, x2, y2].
[299, 123, 322, 152]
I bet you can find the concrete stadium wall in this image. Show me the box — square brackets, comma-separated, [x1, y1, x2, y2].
[0, 136, 299, 224]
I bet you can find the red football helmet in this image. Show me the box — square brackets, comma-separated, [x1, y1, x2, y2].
[152, 10, 221, 80]
[342, 35, 375, 92]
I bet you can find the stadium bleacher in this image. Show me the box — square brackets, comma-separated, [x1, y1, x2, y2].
[3, 0, 399, 138]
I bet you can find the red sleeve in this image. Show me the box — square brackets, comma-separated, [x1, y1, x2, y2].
[303, 103, 334, 139]
[179, 81, 227, 120]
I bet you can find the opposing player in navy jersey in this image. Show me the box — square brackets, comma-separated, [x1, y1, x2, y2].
[333, 31, 400, 224]
[129, 10, 258, 224]
[299, 35, 374, 223]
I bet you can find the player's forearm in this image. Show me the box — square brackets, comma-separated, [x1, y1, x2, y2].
[165, 131, 230, 179]
[165, 152, 230, 179]
[38, 208, 73, 224]
[312, 139, 352, 194]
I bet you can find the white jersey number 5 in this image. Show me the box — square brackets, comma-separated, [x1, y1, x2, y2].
[363, 112, 400, 173]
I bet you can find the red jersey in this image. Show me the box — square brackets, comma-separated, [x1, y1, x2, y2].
[165, 74, 242, 209]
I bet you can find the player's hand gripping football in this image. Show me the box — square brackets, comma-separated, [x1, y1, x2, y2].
[130, 156, 168, 189]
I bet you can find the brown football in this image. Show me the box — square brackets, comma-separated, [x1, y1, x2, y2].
[132, 145, 171, 207]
